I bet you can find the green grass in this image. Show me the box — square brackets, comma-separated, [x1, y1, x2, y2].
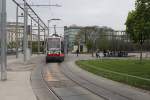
[76, 59, 150, 90]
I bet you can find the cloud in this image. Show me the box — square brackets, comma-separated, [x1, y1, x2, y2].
[7, 0, 135, 31]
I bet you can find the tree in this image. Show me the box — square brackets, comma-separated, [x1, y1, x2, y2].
[7, 42, 17, 49]
[75, 26, 98, 54]
[125, 0, 150, 61]
[76, 26, 114, 54]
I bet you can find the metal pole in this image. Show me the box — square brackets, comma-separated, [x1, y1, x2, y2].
[54, 25, 56, 36]
[0, 0, 7, 81]
[38, 19, 40, 54]
[23, 0, 28, 62]
[30, 19, 32, 56]
[12, 0, 48, 31]
[16, 6, 19, 58]
[64, 27, 68, 54]
[48, 20, 50, 36]
[44, 28, 46, 53]
[64, 34, 68, 54]
[29, 4, 62, 7]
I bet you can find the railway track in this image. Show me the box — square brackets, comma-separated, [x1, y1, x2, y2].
[42, 64, 138, 100]
[41, 64, 64, 100]
[31, 56, 150, 100]
[42, 63, 104, 100]
[60, 62, 132, 100]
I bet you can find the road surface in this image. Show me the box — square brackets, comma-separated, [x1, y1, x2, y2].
[31, 54, 150, 100]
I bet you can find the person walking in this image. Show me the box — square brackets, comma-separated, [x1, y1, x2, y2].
[76, 49, 79, 57]
[96, 50, 99, 58]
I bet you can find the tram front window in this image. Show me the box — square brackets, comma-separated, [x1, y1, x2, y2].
[47, 38, 60, 49]
[48, 49, 61, 54]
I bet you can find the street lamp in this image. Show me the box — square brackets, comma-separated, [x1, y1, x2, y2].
[47, 18, 61, 36]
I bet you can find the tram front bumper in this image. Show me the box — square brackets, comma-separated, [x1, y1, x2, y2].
[46, 56, 64, 62]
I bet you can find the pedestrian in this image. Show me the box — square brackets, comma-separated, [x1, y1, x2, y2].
[96, 50, 99, 58]
[76, 49, 79, 57]
[103, 49, 107, 57]
[96, 51, 98, 58]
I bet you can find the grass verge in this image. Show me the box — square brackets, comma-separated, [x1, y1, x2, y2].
[76, 59, 150, 91]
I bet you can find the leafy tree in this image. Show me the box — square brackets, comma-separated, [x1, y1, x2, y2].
[126, 0, 150, 61]
[31, 41, 44, 53]
[76, 26, 115, 55]
[75, 26, 98, 54]
[7, 42, 16, 49]
[86, 39, 93, 52]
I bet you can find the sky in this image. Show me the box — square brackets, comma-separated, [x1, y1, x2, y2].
[7, 0, 135, 33]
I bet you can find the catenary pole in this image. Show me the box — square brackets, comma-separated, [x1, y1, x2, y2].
[0, 0, 7, 81]
[44, 28, 46, 53]
[48, 20, 50, 36]
[23, 0, 28, 62]
[38, 19, 40, 54]
[16, 6, 19, 58]
[30, 19, 32, 56]
[54, 25, 56, 36]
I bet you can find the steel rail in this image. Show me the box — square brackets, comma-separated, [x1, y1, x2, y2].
[41, 64, 63, 100]
[43, 63, 107, 100]
[60, 62, 133, 100]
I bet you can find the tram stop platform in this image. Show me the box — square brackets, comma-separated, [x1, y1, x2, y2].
[0, 55, 37, 100]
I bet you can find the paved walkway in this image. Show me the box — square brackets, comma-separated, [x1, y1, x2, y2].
[0, 55, 37, 100]
[0, 72, 36, 100]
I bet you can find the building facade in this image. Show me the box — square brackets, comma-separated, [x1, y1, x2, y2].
[64, 26, 87, 53]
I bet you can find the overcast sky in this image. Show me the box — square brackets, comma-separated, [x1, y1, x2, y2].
[7, 0, 135, 32]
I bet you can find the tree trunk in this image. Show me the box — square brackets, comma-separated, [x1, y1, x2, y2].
[92, 47, 94, 57]
[140, 43, 143, 62]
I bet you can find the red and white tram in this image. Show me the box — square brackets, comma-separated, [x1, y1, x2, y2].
[45, 36, 65, 62]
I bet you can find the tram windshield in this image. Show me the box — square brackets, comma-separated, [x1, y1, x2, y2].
[47, 38, 61, 50]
